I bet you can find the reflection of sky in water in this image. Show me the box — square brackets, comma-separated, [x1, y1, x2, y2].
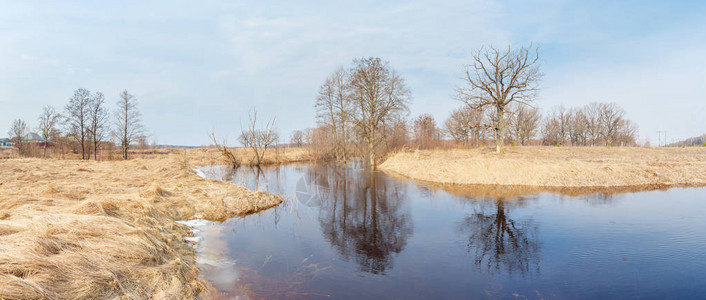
[191, 164, 706, 299]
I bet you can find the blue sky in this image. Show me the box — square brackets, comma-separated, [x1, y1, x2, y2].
[1, 0, 705, 145]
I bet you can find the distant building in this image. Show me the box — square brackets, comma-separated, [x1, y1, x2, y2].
[23, 132, 46, 144]
[0, 138, 11, 147]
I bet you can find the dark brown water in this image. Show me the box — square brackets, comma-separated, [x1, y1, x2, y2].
[191, 163, 706, 299]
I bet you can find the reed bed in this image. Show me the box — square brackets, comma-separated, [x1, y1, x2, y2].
[380, 146, 706, 189]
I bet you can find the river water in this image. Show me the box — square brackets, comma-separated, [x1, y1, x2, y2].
[192, 163, 706, 299]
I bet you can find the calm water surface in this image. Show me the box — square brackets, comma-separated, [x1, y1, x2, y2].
[193, 163, 706, 299]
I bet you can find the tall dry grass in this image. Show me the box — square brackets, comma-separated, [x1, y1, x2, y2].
[0, 150, 288, 299]
[380, 146, 706, 188]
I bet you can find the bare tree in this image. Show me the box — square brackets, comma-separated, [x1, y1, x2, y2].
[89, 92, 108, 160]
[542, 106, 571, 146]
[209, 130, 240, 168]
[114, 90, 144, 160]
[37, 105, 61, 157]
[239, 110, 279, 167]
[568, 107, 588, 146]
[8, 119, 28, 155]
[65, 88, 92, 160]
[509, 104, 541, 146]
[458, 45, 541, 153]
[348, 57, 411, 168]
[413, 114, 441, 149]
[597, 102, 625, 146]
[315, 67, 352, 162]
[290, 130, 304, 147]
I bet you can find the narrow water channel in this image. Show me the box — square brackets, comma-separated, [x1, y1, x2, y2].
[192, 163, 706, 299]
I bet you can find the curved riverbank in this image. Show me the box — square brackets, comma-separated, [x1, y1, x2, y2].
[0, 152, 285, 298]
[380, 147, 706, 189]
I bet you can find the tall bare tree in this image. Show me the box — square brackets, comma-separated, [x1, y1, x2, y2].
[114, 90, 144, 160]
[8, 119, 28, 155]
[348, 57, 410, 168]
[89, 92, 108, 160]
[315, 67, 352, 163]
[239, 109, 279, 167]
[458, 45, 541, 153]
[37, 105, 61, 157]
[65, 88, 92, 160]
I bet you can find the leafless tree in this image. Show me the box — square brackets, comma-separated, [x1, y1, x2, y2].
[113, 90, 144, 160]
[458, 45, 541, 153]
[239, 109, 279, 167]
[568, 107, 588, 146]
[541, 106, 571, 146]
[597, 102, 625, 146]
[509, 104, 541, 145]
[583, 103, 602, 145]
[89, 92, 109, 160]
[8, 119, 28, 155]
[387, 118, 410, 150]
[65, 88, 92, 159]
[209, 129, 240, 168]
[444, 104, 487, 147]
[290, 130, 304, 147]
[413, 114, 441, 149]
[348, 57, 411, 168]
[37, 105, 61, 157]
[315, 67, 352, 162]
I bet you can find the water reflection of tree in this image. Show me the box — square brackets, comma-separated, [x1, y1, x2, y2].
[459, 197, 540, 276]
[313, 165, 413, 274]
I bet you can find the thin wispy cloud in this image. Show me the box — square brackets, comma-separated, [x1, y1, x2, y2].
[1, 0, 704, 145]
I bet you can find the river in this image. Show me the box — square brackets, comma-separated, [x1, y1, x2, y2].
[190, 162, 706, 299]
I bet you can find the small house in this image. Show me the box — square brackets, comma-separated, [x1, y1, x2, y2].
[23, 132, 46, 145]
[0, 138, 11, 147]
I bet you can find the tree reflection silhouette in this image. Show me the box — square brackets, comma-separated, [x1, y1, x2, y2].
[459, 197, 540, 276]
[313, 165, 413, 274]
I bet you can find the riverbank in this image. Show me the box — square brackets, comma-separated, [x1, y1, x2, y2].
[0, 150, 296, 298]
[380, 147, 706, 189]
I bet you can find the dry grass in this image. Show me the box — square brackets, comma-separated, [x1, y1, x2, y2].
[0, 149, 298, 299]
[0, 147, 18, 159]
[380, 147, 706, 190]
[184, 147, 309, 167]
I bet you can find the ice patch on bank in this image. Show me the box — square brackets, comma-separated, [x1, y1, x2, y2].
[193, 168, 207, 179]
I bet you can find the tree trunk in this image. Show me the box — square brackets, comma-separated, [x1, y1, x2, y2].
[496, 107, 505, 153]
[368, 126, 376, 169]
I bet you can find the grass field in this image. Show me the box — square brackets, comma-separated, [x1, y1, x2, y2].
[380, 146, 706, 190]
[0, 148, 305, 298]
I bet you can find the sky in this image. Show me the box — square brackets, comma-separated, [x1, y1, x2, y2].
[1, 0, 705, 146]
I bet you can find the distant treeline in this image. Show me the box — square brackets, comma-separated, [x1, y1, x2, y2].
[670, 134, 706, 147]
[5, 89, 147, 160]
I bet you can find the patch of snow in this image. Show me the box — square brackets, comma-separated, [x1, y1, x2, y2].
[193, 168, 207, 178]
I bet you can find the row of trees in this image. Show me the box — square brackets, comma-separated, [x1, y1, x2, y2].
[443, 102, 638, 147]
[6, 89, 145, 160]
[293, 45, 640, 166]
